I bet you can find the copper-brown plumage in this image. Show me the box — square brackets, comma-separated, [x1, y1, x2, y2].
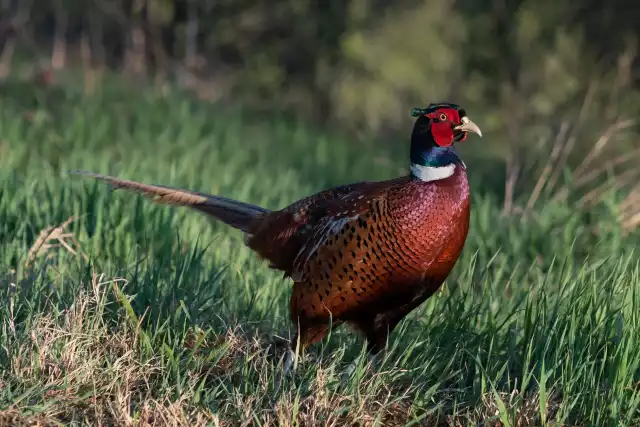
[72, 102, 481, 368]
[247, 171, 470, 353]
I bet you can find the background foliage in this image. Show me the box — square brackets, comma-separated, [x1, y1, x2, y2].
[1, 0, 639, 214]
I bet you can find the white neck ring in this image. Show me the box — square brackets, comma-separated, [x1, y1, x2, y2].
[410, 163, 456, 182]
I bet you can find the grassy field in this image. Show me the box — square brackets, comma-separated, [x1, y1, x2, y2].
[1, 77, 639, 426]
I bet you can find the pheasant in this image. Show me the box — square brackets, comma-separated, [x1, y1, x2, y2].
[71, 102, 481, 374]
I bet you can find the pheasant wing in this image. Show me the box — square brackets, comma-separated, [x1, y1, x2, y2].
[285, 190, 408, 319]
[290, 190, 382, 282]
[246, 181, 384, 275]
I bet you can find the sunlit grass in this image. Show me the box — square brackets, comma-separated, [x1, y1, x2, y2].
[1, 78, 639, 426]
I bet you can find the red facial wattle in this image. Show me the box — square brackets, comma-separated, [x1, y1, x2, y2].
[425, 107, 462, 147]
[430, 121, 455, 147]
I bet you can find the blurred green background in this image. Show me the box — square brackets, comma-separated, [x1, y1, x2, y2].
[1, 0, 639, 218]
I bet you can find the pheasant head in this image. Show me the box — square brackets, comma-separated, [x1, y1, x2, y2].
[409, 103, 482, 182]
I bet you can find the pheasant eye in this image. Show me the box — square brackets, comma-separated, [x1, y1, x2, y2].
[438, 113, 447, 121]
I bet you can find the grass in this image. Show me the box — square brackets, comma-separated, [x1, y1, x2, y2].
[1, 75, 639, 426]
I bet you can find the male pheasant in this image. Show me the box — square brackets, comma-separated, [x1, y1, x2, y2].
[72, 102, 481, 372]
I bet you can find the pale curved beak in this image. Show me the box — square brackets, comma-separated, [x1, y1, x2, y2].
[454, 117, 482, 138]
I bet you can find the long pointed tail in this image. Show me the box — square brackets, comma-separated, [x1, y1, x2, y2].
[70, 171, 269, 233]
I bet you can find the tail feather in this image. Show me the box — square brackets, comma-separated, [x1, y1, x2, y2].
[70, 171, 269, 233]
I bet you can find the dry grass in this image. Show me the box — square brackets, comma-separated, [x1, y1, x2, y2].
[2, 273, 219, 426]
[24, 216, 87, 269]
